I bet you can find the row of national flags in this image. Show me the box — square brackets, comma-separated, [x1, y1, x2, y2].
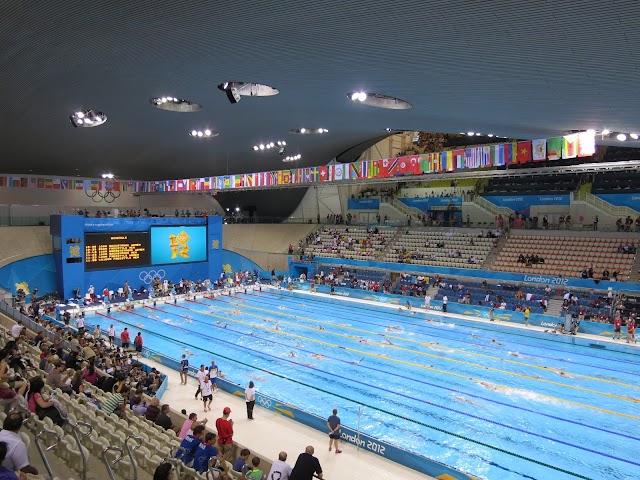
[0, 134, 596, 192]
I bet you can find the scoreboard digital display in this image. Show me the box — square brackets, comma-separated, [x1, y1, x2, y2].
[84, 232, 151, 270]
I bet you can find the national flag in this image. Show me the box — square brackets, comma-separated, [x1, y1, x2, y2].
[491, 144, 505, 166]
[578, 131, 595, 157]
[453, 150, 465, 169]
[216, 177, 225, 189]
[0, 177, 6, 187]
[504, 143, 515, 164]
[242, 174, 253, 187]
[282, 170, 291, 184]
[464, 148, 476, 169]
[397, 155, 415, 175]
[44, 179, 53, 189]
[319, 166, 328, 182]
[379, 158, 392, 178]
[334, 164, 345, 181]
[429, 152, 441, 172]
[441, 151, 455, 172]
[360, 161, 369, 179]
[480, 146, 492, 167]
[516, 141, 532, 164]
[349, 162, 360, 179]
[36, 178, 45, 189]
[232, 175, 241, 188]
[370, 160, 381, 178]
[546, 137, 563, 160]
[562, 133, 578, 159]
[28, 177, 36, 189]
[268, 171, 277, 185]
[176, 180, 185, 191]
[19, 178, 27, 188]
[52, 178, 61, 189]
[532, 139, 547, 161]
[418, 154, 431, 174]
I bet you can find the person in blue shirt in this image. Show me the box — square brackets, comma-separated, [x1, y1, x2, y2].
[176, 425, 205, 466]
[192, 432, 218, 473]
[233, 448, 251, 472]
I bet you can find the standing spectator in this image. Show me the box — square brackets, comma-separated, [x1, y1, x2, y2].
[267, 451, 292, 480]
[327, 408, 342, 453]
[0, 413, 39, 476]
[628, 317, 636, 344]
[289, 446, 323, 480]
[194, 365, 208, 400]
[442, 295, 448, 313]
[134, 332, 143, 357]
[120, 328, 130, 349]
[179, 354, 189, 385]
[215, 407, 235, 463]
[245, 381, 256, 420]
[593, 215, 598, 231]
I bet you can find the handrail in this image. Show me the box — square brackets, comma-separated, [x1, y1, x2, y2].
[125, 434, 143, 480]
[69, 421, 92, 480]
[162, 456, 183, 478]
[583, 192, 639, 216]
[102, 445, 124, 480]
[35, 429, 61, 479]
[473, 195, 513, 217]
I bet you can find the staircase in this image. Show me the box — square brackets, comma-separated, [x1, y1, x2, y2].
[482, 234, 507, 269]
[546, 297, 565, 318]
[377, 227, 402, 260]
[574, 191, 639, 217]
[473, 195, 514, 218]
[629, 254, 640, 283]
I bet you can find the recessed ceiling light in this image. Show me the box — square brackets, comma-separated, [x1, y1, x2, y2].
[189, 129, 218, 138]
[487, 134, 494, 137]
[101, 173, 115, 179]
[601, 129, 611, 135]
[290, 128, 329, 135]
[347, 92, 411, 109]
[283, 154, 302, 162]
[630, 133, 639, 140]
[253, 140, 286, 152]
[467, 132, 474, 136]
[69, 109, 107, 128]
[616, 133, 627, 141]
[149, 97, 202, 112]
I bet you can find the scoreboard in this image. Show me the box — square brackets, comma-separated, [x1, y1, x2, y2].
[84, 232, 151, 270]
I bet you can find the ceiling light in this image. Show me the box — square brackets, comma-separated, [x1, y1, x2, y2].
[259, 144, 265, 150]
[149, 97, 202, 112]
[487, 134, 494, 137]
[235, 207, 240, 212]
[290, 128, 328, 135]
[69, 109, 107, 128]
[601, 129, 610, 135]
[475, 133, 481, 136]
[467, 132, 474, 136]
[189, 129, 218, 138]
[300, 128, 306, 133]
[283, 154, 302, 162]
[630, 133, 639, 140]
[101, 173, 115, 179]
[347, 92, 410, 109]
[253, 146, 259, 151]
[253, 140, 286, 152]
[616, 133, 627, 141]
[217, 82, 279, 104]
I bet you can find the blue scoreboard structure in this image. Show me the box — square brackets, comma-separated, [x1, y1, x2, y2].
[50, 215, 222, 300]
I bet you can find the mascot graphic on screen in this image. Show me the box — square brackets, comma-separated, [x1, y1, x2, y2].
[169, 230, 191, 259]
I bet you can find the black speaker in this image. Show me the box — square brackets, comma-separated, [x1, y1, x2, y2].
[226, 88, 241, 104]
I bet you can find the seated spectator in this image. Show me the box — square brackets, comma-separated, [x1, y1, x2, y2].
[155, 403, 178, 433]
[179, 413, 208, 440]
[27, 376, 65, 426]
[103, 385, 129, 419]
[131, 396, 147, 416]
[153, 462, 176, 480]
[0, 413, 39, 476]
[245, 457, 264, 480]
[193, 432, 218, 473]
[176, 425, 206, 466]
[145, 397, 161, 422]
[233, 448, 251, 472]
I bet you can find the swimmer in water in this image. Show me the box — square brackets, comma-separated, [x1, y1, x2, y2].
[555, 370, 570, 378]
[278, 305, 287, 310]
[351, 357, 364, 365]
[358, 339, 369, 344]
[384, 338, 394, 345]
[274, 323, 280, 331]
[455, 396, 477, 405]
[183, 314, 192, 323]
[311, 353, 325, 360]
[148, 314, 159, 319]
[508, 352, 520, 357]
[232, 310, 241, 315]
[288, 351, 296, 357]
[318, 325, 325, 331]
[491, 339, 504, 346]
[135, 323, 144, 328]
[184, 349, 193, 357]
[295, 340, 302, 348]
[475, 381, 498, 391]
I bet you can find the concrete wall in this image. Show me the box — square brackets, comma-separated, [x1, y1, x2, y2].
[0, 226, 52, 268]
[222, 224, 317, 270]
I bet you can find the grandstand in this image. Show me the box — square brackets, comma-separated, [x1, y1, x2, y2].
[303, 226, 394, 260]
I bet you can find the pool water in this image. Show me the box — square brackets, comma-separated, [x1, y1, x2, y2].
[85, 289, 640, 480]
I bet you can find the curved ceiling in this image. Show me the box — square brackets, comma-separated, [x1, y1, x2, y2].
[1, 0, 639, 180]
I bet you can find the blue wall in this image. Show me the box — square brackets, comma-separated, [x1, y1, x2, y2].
[399, 196, 462, 210]
[595, 193, 640, 212]
[482, 194, 570, 216]
[348, 198, 380, 210]
[0, 255, 58, 295]
[221, 250, 264, 275]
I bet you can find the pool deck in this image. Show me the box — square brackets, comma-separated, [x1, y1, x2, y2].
[146, 287, 637, 480]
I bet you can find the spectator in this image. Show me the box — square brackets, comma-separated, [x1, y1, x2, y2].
[0, 412, 38, 475]
[267, 451, 293, 480]
[193, 432, 218, 474]
[131, 396, 148, 416]
[155, 403, 178, 432]
[215, 407, 235, 463]
[176, 425, 206, 466]
[233, 448, 251, 473]
[0, 442, 19, 480]
[103, 385, 129, 419]
[178, 413, 208, 440]
[153, 462, 176, 480]
[245, 457, 263, 480]
[27, 376, 65, 426]
[145, 397, 161, 422]
[289, 446, 323, 480]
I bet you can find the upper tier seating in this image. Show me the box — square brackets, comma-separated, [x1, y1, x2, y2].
[483, 173, 582, 195]
[591, 170, 640, 194]
[382, 230, 493, 269]
[493, 235, 636, 280]
[305, 226, 392, 260]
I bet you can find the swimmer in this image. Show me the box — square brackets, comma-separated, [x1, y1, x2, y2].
[311, 353, 325, 360]
[148, 314, 160, 319]
[351, 357, 364, 365]
[249, 374, 266, 382]
[508, 352, 520, 357]
[295, 340, 302, 348]
[491, 339, 504, 346]
[184, 348, 194, 357]
[318, 325, 325, 331]
[135, 323, 144, 328]
[475, 380, 498, 391]
[183, 314, 192, 323]
[288, 351, 296, 357]
[274, 323, 280, 331]
[278, 305, 287, 310]
[222, 324, 229, 328]
[384, 338, 394, 345]
[555, 370, 571, 378]
[405, 301, 412, 311]
[358, 339, 369, 344]
[455, 396, 477, 405]
[232, 310, 241, 315]
[377, 353, 390, 358]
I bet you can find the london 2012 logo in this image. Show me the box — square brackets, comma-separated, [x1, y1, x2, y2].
[169, 230, 190, 259]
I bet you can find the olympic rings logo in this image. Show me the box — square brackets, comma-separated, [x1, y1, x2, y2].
[256, 396, 272, 408]
[138, 269, 166, 285]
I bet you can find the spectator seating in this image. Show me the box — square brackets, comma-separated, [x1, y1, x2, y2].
[483, 173, 583, 195]
[383, 230, 493, 269]
[305, 226, 392, 260]
[592, 170, 640, 194]
[493, 235, 636, 280]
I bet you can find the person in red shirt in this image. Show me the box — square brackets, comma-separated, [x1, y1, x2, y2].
[215, 407, 234, 463]
[613, 314, 622, 340]
[134, 332, 143, 357]
[627, 317, 636, 344]
[120, 328, 130, 349]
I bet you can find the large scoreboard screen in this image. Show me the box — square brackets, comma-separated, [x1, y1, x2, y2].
[84, 232, 151, 270]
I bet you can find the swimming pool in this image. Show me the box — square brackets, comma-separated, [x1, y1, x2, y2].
[85, 289, 640, 480]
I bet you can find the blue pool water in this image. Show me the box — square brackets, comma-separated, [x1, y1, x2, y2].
[85, 290, 640, 480]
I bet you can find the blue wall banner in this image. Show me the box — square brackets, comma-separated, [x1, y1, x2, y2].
[481, 194, 570, 215]
[399, 196, 462, 210]
[595, 193, 640, 212]
[0, 254, 58, 295]
[348, 198, 380, 210]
